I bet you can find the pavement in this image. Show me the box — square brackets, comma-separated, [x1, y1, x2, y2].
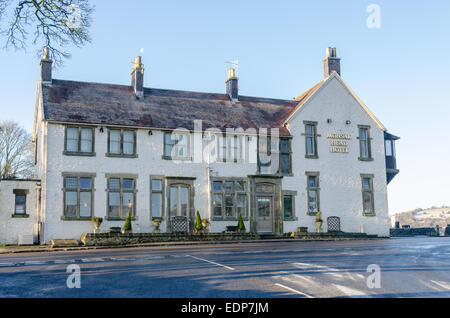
[0, 237, 449, 298]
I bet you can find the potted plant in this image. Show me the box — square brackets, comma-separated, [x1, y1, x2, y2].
[194, 211, 203, 234]
[152, 217, 162, 233]
[91, 217, 103, 233]
[201, 218, 210, 233]
[315, 211, 323, 233]
[122, 201, 133, 234]
[237, 212, 246, 233]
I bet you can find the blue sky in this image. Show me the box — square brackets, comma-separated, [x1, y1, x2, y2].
[1, 0, 449, 213]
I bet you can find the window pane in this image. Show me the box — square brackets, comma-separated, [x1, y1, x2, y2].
[152, 179, 162, 191]
[306, 137, 314, 155]
[109, 130, 121, 154]
[123, 192, 134, 217]
[284, 195, 293, 218]
[123, 178, 134, 190]
[306, 125, 313, 136]
[219, 136, 227, 160]
[180, 187, 188, 216]
[213, 194, 222, 217]
[385, 140, 392, 157]
[151, 193, 162, 217]
[236, 181, 245, 192]
[80, 192, 91, 217]
[363, 192, 373, 214]
[213, 181, 222, 192]
[225, 181, 234, 193]
[360, 140, 367, 158]
[65, 177, 78, 190]
[15, 195, 26, 203]
[80, 178, 91, 190]
[108, 192, 120, 218]
[123, 131, 134, 155]
[308, 190, 317, 213]
[80, 128, 92, 152]
[165, 133, 174, 157]
[109, 178, 120, 190]
[280, 154, 290, 174]
[359, 128, 367, 141]
[15, 195, 26, 214]
[363, 178, 371, 191]
[169, 187, 178, 217]
[280, 139, 289, 153]
[65, 191, 77, 217]
[66, 128, 78, 152]
[308, 176, 317, 188]
[225, 195, 234, 217]
[237, 194, 246, 217]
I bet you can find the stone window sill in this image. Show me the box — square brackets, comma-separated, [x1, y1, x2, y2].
[283, 217, 298, 222]
[105, 217, 138, 221]
[363, 213, 376, 217]
[161, 155, 192, 161]
[12, 214, 30, 218]
[61, 217, 92, 221]
[212, 217, 249, 222]
[358, 157, 374, 162]
[63, 151, 96, 157]
[305, 155, 319, 159]
[106, 153, 138, 159]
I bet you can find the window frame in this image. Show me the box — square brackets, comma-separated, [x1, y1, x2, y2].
[12, 189, 29, 217]
[306, 172, 320, 216]
[361, 174, 375, 216]
[61, 173, 96, 220]
[279, 137, 292, 176]
[106, 128, 137, 158]
[63, 126, 95, 156]
[106, 174, 138, 220]
[162, 131, 191, 160]
[282, 190, 297, 221]
[358, 125, 373, 161]
[303, 121, 318, 159]
[150, 175, 165, 220]
[211, 178, 248, 221]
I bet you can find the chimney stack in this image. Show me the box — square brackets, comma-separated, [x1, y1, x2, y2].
[131, 56, 144, 99]
[226, 68, 239, 101]
[40, 47, 52, 84]
[323, 47, 341, 78]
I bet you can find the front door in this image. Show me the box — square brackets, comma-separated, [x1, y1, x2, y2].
[256, 196, 273, 233]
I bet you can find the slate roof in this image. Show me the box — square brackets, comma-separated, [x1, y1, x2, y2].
[41, 79, 303, 136]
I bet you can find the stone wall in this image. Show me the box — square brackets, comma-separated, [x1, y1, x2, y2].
[390, 227, 439, 237]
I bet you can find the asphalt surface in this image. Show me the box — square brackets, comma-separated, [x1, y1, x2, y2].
[0, 237, 449, 298]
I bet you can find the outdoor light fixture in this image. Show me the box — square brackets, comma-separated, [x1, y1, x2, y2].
[99, 127, 104, 133]
[148, 130, 153, 136]
[346, 120, 351, 125]
[327, 119, 332, 124]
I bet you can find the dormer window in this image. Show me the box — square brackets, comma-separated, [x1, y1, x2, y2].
[64, 126, 95, 156]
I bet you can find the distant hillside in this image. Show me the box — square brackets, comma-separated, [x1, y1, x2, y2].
[393, 206, 450, 228]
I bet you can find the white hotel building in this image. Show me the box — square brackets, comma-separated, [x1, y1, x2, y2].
[0, 47, 399, 245]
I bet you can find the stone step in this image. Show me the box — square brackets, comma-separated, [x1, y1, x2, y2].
[50, 239, 80, 248]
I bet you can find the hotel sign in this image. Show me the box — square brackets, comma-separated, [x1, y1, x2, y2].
[326, 133, 350, 153]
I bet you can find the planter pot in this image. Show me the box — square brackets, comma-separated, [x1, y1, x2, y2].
[316, 221, 323, 233]
[122, 229, 132, 234]
[152, 220, 161, 233]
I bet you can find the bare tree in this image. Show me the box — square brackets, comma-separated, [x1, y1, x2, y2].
[0, 0, 94, 66]
[0, 121, 34, 179]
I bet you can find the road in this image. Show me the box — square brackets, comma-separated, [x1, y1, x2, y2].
[0, 237, 449, 298]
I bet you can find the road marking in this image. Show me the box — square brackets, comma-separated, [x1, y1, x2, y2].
[0, 263, 14, 267]
[332, 284, 366, 297]
[186, 255, 235, 271]
[430, 280, 450, 290]
[274, 283, 314, 298]
[24, 261, 46, 266]
[81, 258, 105, 263]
